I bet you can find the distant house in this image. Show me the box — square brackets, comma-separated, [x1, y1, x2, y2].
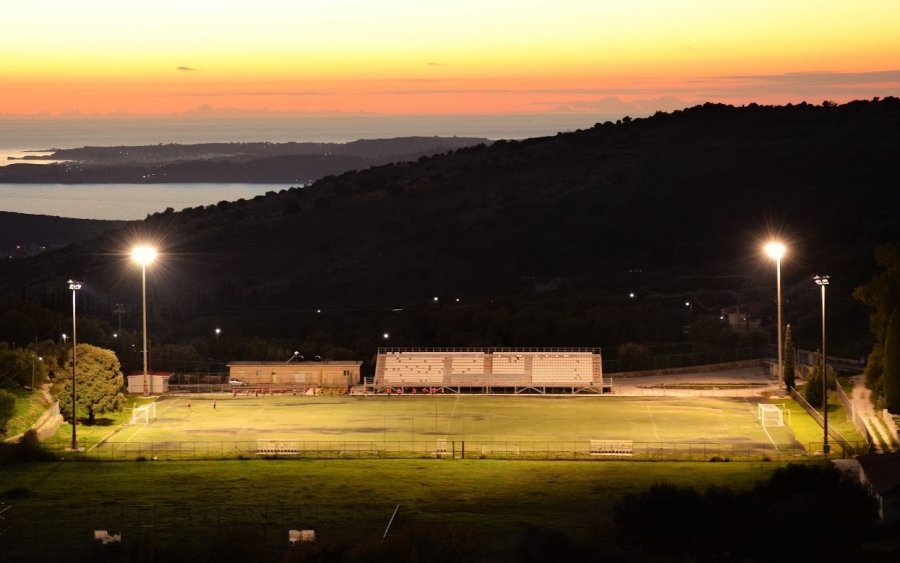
[720, 304, 764, 332]
[857, 452, 900, 522]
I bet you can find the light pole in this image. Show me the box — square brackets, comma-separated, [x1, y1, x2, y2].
[31, 354, 42, 391]
[764, 242, 786, 384]
[814, 275, 830, 455]
[131, 245, 157, 396]
[68, 279, 82, 450]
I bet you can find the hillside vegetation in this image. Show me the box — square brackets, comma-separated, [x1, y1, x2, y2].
[1, 100, 898, 366]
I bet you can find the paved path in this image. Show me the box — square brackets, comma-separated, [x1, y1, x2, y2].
[849, 375, 895, 453]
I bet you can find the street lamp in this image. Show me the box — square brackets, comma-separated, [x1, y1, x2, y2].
[764, 241, 786, 384]
[31, 354, 42, 391]
[131, 245, 157, 396]
[215, 328, 221, 340]
[814, 274, 830, 455]
[67, 279, 82, 450]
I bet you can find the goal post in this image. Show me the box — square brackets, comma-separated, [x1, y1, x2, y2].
[131, 402, 157, 425]
[757, 403, 785, 427]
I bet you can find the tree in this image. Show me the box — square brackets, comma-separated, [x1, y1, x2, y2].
[805, 350, 825, 408]
[783, 324, 795, 389]
[854, 243, 900, 402]
[52, 344, 125, 425]
[883, 310, 900, 413]
[0, 389, 16, 433]
[617, 342, 650, 371]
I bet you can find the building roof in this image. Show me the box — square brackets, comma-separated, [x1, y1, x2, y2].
[126, 371, 173, 377]
[858, 452, 900, 495]
[227, 361, 361, 366]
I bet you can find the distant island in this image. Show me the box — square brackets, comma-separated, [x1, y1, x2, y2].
[0, 137, 490, 183]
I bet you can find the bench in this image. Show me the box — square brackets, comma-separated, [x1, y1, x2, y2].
[589, 439, 634, 456]
[256, 441, 300, 456]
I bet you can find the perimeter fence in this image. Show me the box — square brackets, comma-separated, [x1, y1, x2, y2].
[41, 438, 864, 462]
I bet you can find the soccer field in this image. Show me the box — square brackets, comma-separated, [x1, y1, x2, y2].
[78, 393, 803, 460]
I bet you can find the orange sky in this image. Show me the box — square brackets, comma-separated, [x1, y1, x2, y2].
[2, 1, 899, 116]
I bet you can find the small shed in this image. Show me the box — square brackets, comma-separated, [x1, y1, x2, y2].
[857, 452, 900, 523]
[127, 372, 172, 394]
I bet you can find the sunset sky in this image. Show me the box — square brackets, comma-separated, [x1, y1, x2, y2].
[3, 0, 900, 116]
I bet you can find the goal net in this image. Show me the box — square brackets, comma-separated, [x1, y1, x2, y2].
[757, 403, 785, 427]
[131, 402, 157, 425]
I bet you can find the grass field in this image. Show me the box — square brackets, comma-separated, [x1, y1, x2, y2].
[43, 394, 811, 460]
[0, 458, 803, 561]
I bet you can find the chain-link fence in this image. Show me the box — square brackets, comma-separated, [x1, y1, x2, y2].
[41, 438, 863, 462]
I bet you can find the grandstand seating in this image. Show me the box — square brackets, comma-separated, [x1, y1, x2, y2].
[382, 352, 446, 384]
[375, 348, 603, 391]
[491, 353, 526, 375]
[531, 353, 593, 385]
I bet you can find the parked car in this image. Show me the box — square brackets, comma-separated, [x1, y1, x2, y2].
[228, 378, 247, 386]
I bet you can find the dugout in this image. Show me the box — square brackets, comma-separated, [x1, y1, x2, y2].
[127, 372, 171, 394]
[228, 361, 361, 388]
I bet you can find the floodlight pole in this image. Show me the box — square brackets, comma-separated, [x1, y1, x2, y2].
[814, 275, 830, 455]
[68, 279, 82, 450]
[764, 242, 786, 384]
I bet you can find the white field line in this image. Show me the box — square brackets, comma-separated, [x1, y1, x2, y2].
[744, 397, 779, 452]
[646, 405, 661, 440]
[718, 413, 731, 435]
[117, 398, 177, 448]
[87, 399, 165, 453]
[443, 394, 461, 438]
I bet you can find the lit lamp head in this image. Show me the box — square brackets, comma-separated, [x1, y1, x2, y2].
[68, 279, 82, 291]
[813, 275, 830, 287]
[764, 241, 786, 261]
[131, 245, 157, 266]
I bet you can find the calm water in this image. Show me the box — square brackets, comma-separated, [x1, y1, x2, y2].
[0, 183, 285, 220]
[0, 113, 623, 151]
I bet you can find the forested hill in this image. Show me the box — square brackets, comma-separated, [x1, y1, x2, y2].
[2, 99, 899, 356]
[0, 212, 126, 258]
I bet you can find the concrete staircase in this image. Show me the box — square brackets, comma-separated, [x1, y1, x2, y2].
[850, 376, 898, 453]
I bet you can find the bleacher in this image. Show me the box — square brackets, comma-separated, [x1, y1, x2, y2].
[382, 352, 446, 384]
[491, 353, 526, 375]
[375, 347, 604, 393]
[531, 353, 593, 385]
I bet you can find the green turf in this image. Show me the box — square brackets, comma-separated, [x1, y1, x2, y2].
[43, 394, 807, 460]
[0, 458, 802, 560]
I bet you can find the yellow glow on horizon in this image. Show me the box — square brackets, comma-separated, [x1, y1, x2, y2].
[3, 0, 899, 115]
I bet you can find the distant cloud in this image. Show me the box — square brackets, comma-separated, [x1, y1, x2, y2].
[151, 90, 332, 97]
[426, 62, 445, 67]
[721, 69, 900, 86]
[177, 66, 197, 72]
[543, 96, 690, 114]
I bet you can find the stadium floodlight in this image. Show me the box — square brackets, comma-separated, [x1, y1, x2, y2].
[814, 274, 830, 455]
[131, 245, 157, 396]
[764, 241, 786, 383]
[215, 327, 221, 340]
[383, 332, 390, 339]
[68, 279, 82, 450]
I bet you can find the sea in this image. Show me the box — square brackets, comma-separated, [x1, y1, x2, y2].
[0, 112, 624, 220]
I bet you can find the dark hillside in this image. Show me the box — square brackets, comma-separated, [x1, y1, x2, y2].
[1, 100, 898, 360]
[0, 212, 126, 258]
